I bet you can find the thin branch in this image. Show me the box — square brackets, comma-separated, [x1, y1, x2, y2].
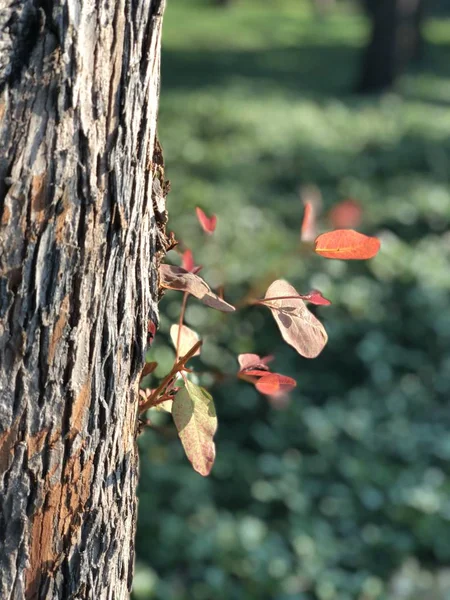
[139, 340, 202, 414]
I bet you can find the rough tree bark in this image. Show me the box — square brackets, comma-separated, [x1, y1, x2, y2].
[0, 0, 168, 598]
[358, 0, 425, 93]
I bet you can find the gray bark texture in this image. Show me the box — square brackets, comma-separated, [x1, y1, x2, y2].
[0, 0, 167, 598]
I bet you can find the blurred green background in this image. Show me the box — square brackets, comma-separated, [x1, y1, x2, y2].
[134, 1, 450, 598]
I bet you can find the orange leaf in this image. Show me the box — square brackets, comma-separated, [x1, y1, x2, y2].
[262, 280, 328, 358]
[196, 207, 217, 234]
[314, 229, 380, 260]
[300, 201, 316, 242]
[255, 373, 296, 396]
[159, 264, 235, 312]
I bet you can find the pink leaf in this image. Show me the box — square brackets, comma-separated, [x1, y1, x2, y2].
[196, 207, 217, 234]
[148, 320, 157, 342]
[328, 199, 362, 229]
[181, 249, 195, 272]
[298, 290, 331, 306]
[159, 264, 235, 312]
[181, 249, 202, 274]
[262, 280, 328, 358]
[237, 353, 273, 373]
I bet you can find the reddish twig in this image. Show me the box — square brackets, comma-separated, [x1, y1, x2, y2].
[139, 340, 202, 414]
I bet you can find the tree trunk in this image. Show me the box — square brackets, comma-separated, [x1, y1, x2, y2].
[357, 0, 425, 93]
[0, 1, 167, 598]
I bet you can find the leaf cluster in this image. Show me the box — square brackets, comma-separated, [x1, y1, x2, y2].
[140, 205, 380, 475]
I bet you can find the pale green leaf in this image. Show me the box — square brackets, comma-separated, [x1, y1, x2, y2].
[172, 380, 217, 476]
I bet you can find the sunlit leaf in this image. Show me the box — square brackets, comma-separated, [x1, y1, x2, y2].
[172, 380, 217, 476]
[300, 184, 322, 241]
[300, 200, 316, 241]
[159, 264, 235, 312]
[196, 207, 217, 234]
[314, 229, 380, 260]
[170, 324, 201, 357]
[262, 280, 328, 358]
[255, 373, 297, 395]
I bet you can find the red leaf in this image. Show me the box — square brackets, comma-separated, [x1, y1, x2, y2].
[237, 353, 297, 399]
[181, 249, 195, 272]
[255, 373, 297, 396]
[328, 199, 362, 229]
[237, 353, 273, 373]
[181, 249, 202, 274]
[159, 264, 235, 312]
[196, 207, 217, 234]
[148, 320, 157, 344]
[300, 201, 316, 242]
[299, 290, 331, 306]
[314, 229, 380, 260]
[262, 280, 328, 359]
[241, 369, 272, 377]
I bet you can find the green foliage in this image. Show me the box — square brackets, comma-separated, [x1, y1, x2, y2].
[135, 1, 450, 598]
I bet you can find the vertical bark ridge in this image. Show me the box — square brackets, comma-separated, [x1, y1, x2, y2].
[0, 1, 166, 598]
